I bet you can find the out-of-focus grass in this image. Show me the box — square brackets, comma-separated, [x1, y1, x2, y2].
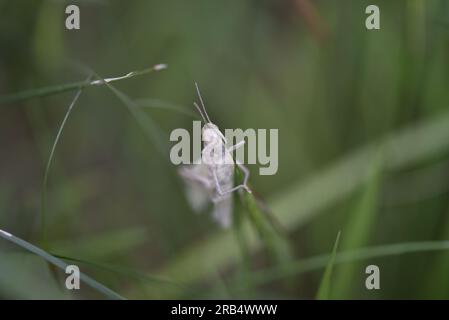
[0, 228, 124, 299]
[425, 211, 449, 299]
[332, 152, 383, 298]
[162, 111, 449, 286]
[0, 65, 166, 105]
[316, 231, 340, 300]
[50, 227, 148, 260]
[40, 82, 87, 247]
[213, 240, 449, 297]
[1, 0, 449, 299]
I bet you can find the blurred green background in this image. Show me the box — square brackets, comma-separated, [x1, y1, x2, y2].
[1, 0, 449, 299]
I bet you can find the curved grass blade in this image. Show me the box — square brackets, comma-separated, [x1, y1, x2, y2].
[316, 230, 341, 300]
[0, 228, 125, 300]
[52, 253, 186, 291]
[84, 68, 169, 157]
[0, 64, 167, 106]
[40, 78, 90, 246]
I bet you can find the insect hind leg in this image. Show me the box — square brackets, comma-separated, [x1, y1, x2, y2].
[212, 163, 252, 203]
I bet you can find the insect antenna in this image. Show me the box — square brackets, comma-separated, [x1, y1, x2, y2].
[193, 102, 207, 123]
[195, 82, 212, 123]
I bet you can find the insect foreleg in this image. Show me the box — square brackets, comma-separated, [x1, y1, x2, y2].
[236, 161, 251, 193]
[226, 140, 245, 153]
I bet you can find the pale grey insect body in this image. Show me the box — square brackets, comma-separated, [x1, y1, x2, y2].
[179, 83, 251, 228]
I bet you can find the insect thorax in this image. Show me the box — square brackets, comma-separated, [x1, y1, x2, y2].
[201, 123, 235, 167]
[202, 123, 224, 144]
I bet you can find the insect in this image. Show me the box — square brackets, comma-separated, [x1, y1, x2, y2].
[178, 83, 251, 228]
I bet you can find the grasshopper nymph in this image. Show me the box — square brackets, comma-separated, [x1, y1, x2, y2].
[179, 83, 251, 228]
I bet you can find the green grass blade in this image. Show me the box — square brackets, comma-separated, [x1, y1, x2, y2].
[84, 69, 169, 157]
[332, 151, 383, 298]
[316, 231, 341, 300]
[50, 227, 148, 260]
[40, 79, 89, 246]
[52, 254, 185, 290]
[423, 207, 449, 298]
[135, 98, 197, 118]
[232, 193, 255, 298]
[0, 80, 88, 106]
[224, 240, 449, 294]
[0, 228, 125, 300]
[0, 251, 68, 299]
[0, 64, 166, 105]
[242, 191, 292, 265]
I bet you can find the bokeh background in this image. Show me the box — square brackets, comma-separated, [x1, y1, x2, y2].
[1, 0, 449, 299]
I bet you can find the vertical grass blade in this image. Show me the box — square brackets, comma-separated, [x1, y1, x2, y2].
[316, 230, 341, 300]
[40, 78, 89, 246]
[332, 150, 383, 299]
[242, 191, 292, 266]
[233, 194, 255, 298]
[423, 207, 449, 298]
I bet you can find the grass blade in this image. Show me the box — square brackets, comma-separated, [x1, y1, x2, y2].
[241, 191, 292, 265]
[0, 228, 125, 300]
[52, 254, 185, 291]
[40, 78, 89, 246]
[0, 64, 167, 105]
[134, 98, 197, 118]
[222, 240, 449, 294]
[50, 227, 148, 260]
[332, 151, 383, 298]
[78, 67, 169, 157]
[316, 230, 341, 300]
[423, 206, 449, 298]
